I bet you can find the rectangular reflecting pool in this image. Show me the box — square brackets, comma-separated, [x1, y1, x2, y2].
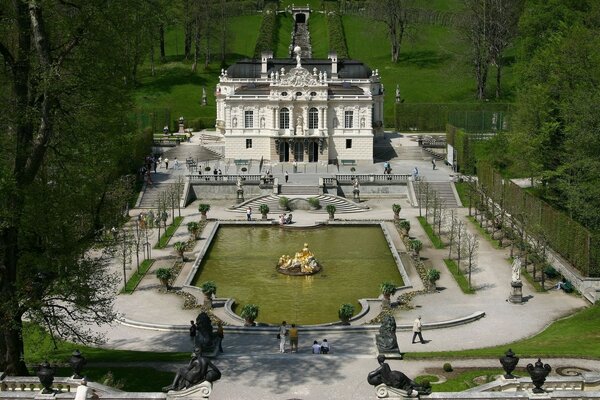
[192, 225, 404, 325]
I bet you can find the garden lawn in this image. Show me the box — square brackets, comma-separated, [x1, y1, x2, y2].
[308, 12, 329, 59]
[275, 13, 294, 58]
[53, 367, 173, 392]
[407, 304, 600, 359]
[417, 216, 445, 249]
[443, 259, 475, 294]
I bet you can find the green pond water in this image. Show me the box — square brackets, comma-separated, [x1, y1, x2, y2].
[192, 225, 403, 325]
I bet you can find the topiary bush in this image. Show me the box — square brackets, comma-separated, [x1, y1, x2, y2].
[443, 362, 453, 372]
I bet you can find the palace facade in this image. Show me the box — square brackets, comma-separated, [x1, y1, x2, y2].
[215, 50, 383, 164]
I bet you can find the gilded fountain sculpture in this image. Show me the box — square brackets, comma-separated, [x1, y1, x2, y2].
[277, 243, 322, 276]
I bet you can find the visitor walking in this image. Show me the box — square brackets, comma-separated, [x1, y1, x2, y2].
[285, 171, 289, 183]
[174, 158, 180, 170]
[189, 320, 197, 348]
[312, 340, 321, 354]
[412, 316, 425, 344]
[432, 158, 436, 170]
[278, 321, 288, 353]
[246, 207, 252, 221]
[320, 338, 330, 354]
[165, 158, 169, 169]
[216, 322, 224, 353]
[289, 324, 298, 353]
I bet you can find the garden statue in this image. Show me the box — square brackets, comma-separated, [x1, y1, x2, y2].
[509, 257, 523, 303]
[277, 243, 321, 275]
[295, 115, 304, 135]
[236, 176, 243, 191]
[294, 45, 302, 68]
[162, 348, 221, 392]
[367, 355, 430, 396]
[194, 312, 221, 356]
[511, 257, 522, 282]
[375, 314, 400, 354]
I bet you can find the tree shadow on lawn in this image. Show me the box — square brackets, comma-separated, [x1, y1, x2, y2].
[138, 67, 212, 95]
[398, 50, 452, 68]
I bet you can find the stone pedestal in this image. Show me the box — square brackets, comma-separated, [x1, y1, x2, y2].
[236, 189, 244, 204]
[374, 384, 417, 399]
[509, 280, 523, 304]
[166, 381, 212, 399]
[353, 189, 360, 203]
[178, 123, 185, 133]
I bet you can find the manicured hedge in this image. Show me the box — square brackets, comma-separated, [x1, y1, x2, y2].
[477, 163, 600, 277]
[395, 103, 513, 132]
[254, 3, 278, 58]
[324, 4, 348, 58]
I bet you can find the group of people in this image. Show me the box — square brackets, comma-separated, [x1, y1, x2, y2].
[278, 321, 331, 354]
[279, 213, 293, 225]
[311, 339, 330, 354]
[383, 161, 392, 174]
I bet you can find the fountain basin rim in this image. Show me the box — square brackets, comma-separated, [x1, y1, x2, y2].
[115, 310, 486, 333]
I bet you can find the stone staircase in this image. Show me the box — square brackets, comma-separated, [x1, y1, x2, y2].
[231, 194, 366, 214]
[394, 146, 428, 161]
[137, 182, 184, 209]
[279, 185, 320, 195]
[416, 181, 461, 208]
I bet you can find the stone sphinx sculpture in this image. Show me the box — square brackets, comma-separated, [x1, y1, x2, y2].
[163, 348, 221, 392]
[368, 355, 430, 398]
[376, 315, 400, 354]
[194, 312, 221, 356]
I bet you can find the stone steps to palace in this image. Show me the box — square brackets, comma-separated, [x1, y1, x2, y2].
[416, 181, 461, 208]
[231, 193, 366, 214]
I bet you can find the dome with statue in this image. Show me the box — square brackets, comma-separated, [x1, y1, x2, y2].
[276, 243, 322, 276]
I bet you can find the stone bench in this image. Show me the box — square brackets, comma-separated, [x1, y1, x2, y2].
[340, 159, 356, 166]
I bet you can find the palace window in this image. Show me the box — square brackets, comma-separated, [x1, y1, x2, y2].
[279, 108, 290, 129]
[308, 107, 319, 129]
[244, 111, 253, 128]
[346, 139, 352, 149]
[344, 111, 354, 128]
[246, 139, 252, 148]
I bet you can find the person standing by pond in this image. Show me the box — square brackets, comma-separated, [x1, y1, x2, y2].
[278, 321, 288, 353]
[289, 324, 299, 353]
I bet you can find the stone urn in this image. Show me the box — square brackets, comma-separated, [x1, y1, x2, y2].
[37, 361, 55, 394]
[69, 349, 87, 379]
[526, 358, 551, 393]
[499, 348, 519, 379]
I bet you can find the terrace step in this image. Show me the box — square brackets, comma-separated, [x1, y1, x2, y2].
[230, 194, 366, 214]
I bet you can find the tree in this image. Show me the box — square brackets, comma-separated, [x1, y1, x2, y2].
[464, 232, 479, 288]
[461, 0, 491, 100]
[0, 1, 145, 375]
[366, 0, 414, 63]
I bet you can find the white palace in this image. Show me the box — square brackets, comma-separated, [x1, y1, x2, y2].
[215, 47, 384, 164]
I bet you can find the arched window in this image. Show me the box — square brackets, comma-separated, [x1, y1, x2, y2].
[308, 107, 319, 129]
[279, 108, 290, 129]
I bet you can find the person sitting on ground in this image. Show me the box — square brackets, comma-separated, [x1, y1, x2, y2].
[279, 214, 285, 225]
[556, 278, 567, 290]
[320, 338, 330, 354]
[312, 340, 321, 354]
[284, 213, 293, 224]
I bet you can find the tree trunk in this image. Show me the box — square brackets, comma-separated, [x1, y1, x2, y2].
[159, 23, 165, 62]
[184, 21, 192, 60]
[495, 63, 502, 99]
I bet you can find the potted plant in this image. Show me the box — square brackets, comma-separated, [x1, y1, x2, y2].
[308, 197, 320, 210]
[326, 204, 336, 220]
[409, 239, 423, 259]
[426, 268, 440, 292]
[338, 303, 355, 325]
[259, 204, 270, 220]
[187, 221, 201, 240]
[240, 304, 259, 326]
[398, 220, 410, 237]
[198, 203, 211, 220]
[156, 268, 174, 290]
[380, 281, 397, 301]
[279, 196, 290, 211]
[173, 241, 186, 261]
[392, 204, 402, 220]
[204, 166, 211, 172]
[200, 280, 217, 308]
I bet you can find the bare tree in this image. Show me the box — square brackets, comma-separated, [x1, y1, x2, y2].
[461, 0, 491, 99]
[455, 219, 467, 268]
[447, 211, 457, 259]
[465, 231, 479, 288]
[366, 0, 414, 62]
